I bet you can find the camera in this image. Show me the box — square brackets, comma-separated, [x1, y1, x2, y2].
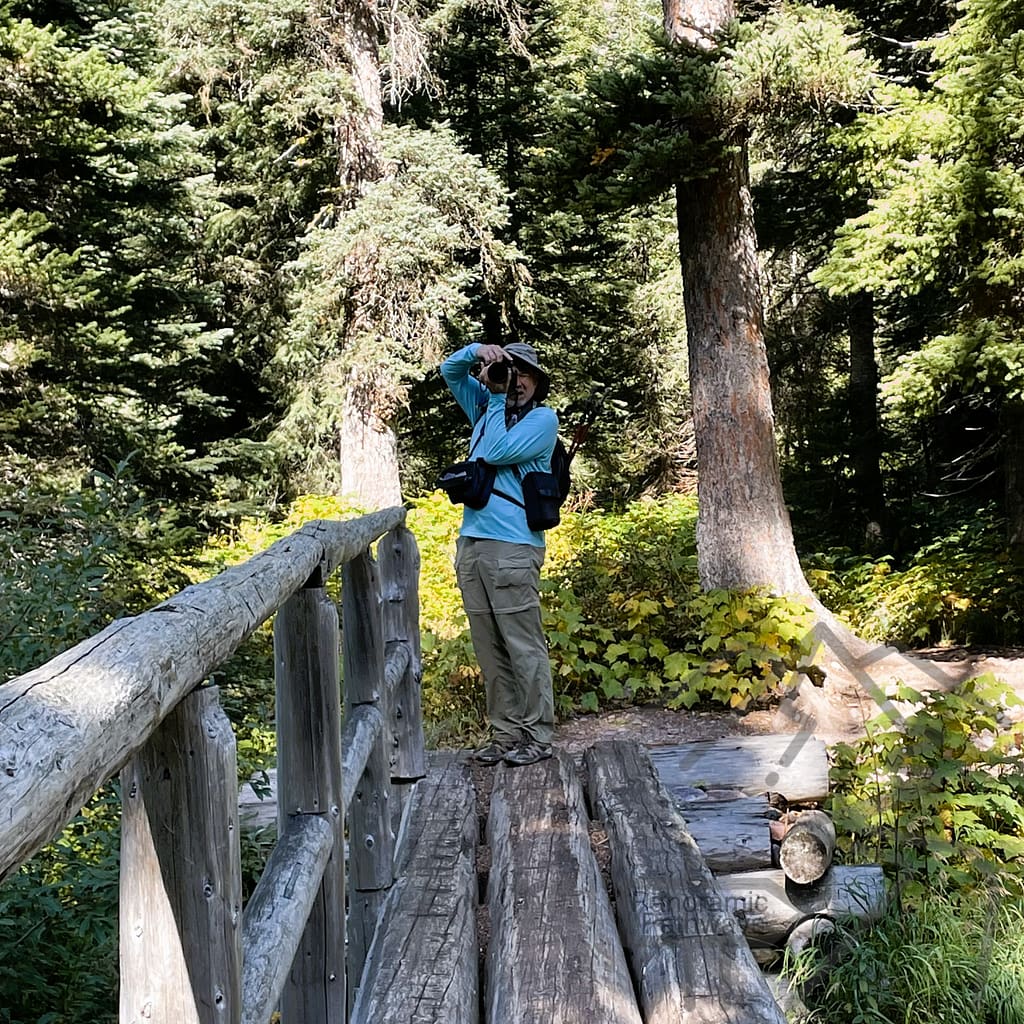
[484, 358, 516, 387]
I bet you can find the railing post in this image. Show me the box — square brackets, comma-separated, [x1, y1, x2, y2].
[378, 524, 426, 798]
[342, 550, 395, 1007]
[274, 581, 346, 1023]
[119, 685, 242, 1024]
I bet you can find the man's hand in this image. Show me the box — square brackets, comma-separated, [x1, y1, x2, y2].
[477, 344, 511, 393]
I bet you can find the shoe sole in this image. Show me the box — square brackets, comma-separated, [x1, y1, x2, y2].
[503, 751, 553, 767]
[475, 753, 506, 765]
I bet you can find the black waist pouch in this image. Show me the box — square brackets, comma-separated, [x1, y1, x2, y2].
[521, 471, 561, 530]
[437, 459, 497, 510]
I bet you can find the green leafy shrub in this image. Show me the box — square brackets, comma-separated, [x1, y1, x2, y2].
[805, 509, 1024, 646]
[829, 676, 1024, 899]
[408, 492, 815, 720]
[0, 790, 121, 1024]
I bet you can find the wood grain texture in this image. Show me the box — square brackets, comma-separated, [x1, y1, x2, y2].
[586, 741, 786, 1024]
[648, 734, 829, 802]
[275, 586, 346, 1024]
[377, 525, 426, 782]
[779, 810, 837, 885]
[240, 814, 334, 1024]
[714, 866, 886, 949]
[0, 508, 404, 881]
[342, 551, 395, 998]
[487, 752, 643, 1024]
[119, 687, 242, 1024]
[350, 759, 478, 1024]
[674, 793, 774, 872]
[341, 704, 385, 815]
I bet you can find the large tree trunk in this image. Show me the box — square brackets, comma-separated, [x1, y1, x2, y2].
[339, 368, 403, 509]
[333, 0, 403, 507]
[665, 0, 974, 736]
[674, 157, 809, 590]
[847, 291, 888, 551]
[669, 0, 808, 595]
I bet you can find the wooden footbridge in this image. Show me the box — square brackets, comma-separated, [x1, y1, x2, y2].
[0, 509, 885, 1023]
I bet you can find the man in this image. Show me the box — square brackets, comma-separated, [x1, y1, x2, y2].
[440, 340, 558, 767]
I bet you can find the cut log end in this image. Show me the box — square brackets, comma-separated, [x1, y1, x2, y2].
[779, 810, 836, 885]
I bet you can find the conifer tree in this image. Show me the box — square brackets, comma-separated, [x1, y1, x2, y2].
[0, 1, 235, 507]
[814, 0, 1024, 552]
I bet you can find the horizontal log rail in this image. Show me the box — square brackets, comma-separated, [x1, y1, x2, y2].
[0, 506, 425, 1024]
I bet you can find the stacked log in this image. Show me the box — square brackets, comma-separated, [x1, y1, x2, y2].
[647, 736, 888, 987]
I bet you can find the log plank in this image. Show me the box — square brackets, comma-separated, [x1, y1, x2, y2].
[487, 752, 642, 1024]
[119, 687, 242, 1024]
[349, 759, 478, 1024]
[714, 866, 886, 949]
[586, 741, 786, 1024]
[648, 734, 829, 802]
[674, 793, 774, 873]
[0, 507, 405, 881]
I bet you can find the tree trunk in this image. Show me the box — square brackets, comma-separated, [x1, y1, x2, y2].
[336, 0, 383, 190]
[675, 155, 809, 594]
[666, 0, 974, 736]
[332, 0, 403, 507]
[669, 1, 809, 595]
[1004, 402, 1024, 557]
[848, 291, 888, 551]
[339, 368, 403, 509]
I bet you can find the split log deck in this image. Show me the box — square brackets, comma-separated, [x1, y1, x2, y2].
[233, 733, 891, 1024]
[345, 735, 886, 1024]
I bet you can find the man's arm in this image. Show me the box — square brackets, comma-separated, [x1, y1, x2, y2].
[478, 395, 558, 467]
[440, 344, 489, 422]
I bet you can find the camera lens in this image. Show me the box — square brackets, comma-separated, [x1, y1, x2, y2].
[488, 360, 510, 383]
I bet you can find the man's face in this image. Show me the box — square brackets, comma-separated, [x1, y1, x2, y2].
[511, 367, 539, 405]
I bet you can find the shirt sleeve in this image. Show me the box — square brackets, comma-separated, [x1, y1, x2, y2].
[440, 343, 488, 423]
[477, 391, 558, 467]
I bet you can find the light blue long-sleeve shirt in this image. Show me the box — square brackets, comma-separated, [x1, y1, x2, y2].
[440, 343, 558, 547]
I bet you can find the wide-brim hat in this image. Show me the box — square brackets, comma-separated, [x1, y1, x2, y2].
[504, 342, 550, 402]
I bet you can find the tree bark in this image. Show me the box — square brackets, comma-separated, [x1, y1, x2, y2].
[339, 368, 403, 509]
[848, 291, 888, 551]
[1003, 402, 1024, 556]
[675, 153, 809, 595]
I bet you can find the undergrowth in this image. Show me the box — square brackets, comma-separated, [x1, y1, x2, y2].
[795, 677, 1024, 1023]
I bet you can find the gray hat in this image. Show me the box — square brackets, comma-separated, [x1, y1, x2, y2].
[504, 342, 550, 402]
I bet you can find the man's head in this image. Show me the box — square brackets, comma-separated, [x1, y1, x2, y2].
[503, 342, 550, 404]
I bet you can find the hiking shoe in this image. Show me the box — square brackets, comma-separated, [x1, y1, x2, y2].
[503, 741, 553, 767]
[475, 741, 514, 765]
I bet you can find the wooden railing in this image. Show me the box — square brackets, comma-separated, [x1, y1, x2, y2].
[0, 507, 424, 1023]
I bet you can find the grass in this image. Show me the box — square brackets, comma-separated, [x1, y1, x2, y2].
[787, 888, 1024, 1024]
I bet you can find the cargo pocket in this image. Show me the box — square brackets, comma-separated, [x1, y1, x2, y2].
[454, 540, 490, 615]
[491, 555, 540, 614]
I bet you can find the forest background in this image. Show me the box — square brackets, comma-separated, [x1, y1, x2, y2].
[4, 0, 1024, 1021]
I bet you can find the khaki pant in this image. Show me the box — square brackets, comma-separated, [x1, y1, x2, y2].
[454, 537, 554, 746]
